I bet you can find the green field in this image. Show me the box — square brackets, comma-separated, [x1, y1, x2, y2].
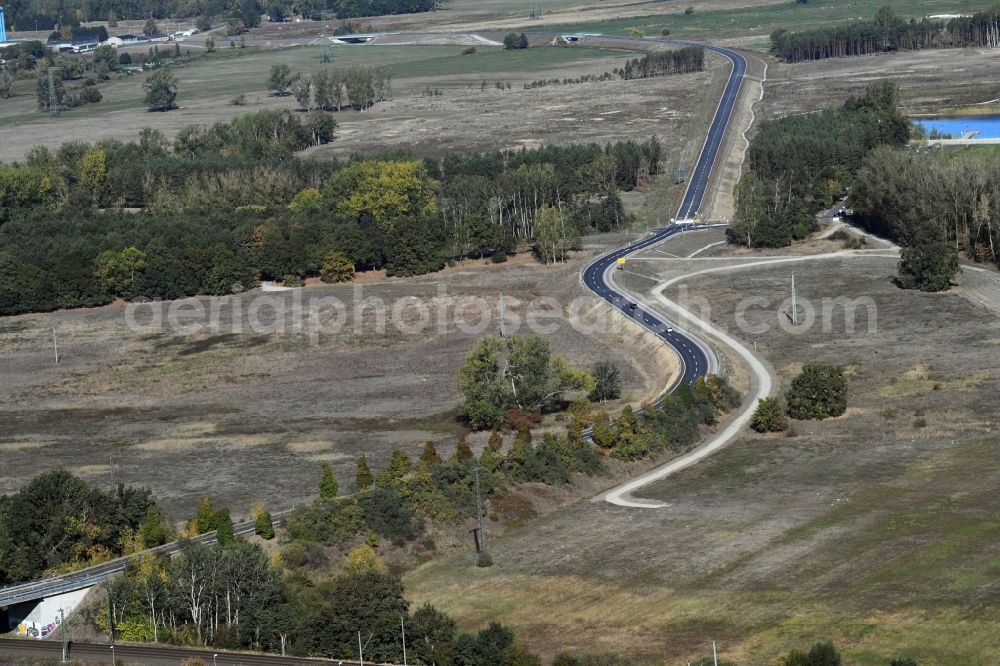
[543, 0, 996, 40]
[0, 44, 629, 130]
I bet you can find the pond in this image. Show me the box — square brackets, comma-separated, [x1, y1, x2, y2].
[913, 115, 1000, 139]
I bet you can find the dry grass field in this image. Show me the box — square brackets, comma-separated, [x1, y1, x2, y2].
[761, 47, 1000, 119]
[0, 237, 682, 521]
[405, 248, 1000, 665]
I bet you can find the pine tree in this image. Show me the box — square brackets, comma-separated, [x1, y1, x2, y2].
[215, 508, 234, 547]
[356, 454, 374, 490]
[487, 431, 503, 452]
[191, 497, 217, 535]
[319, 462, 339, 499]
[420, 441, 442, 465]
[454, 435, 474, 461]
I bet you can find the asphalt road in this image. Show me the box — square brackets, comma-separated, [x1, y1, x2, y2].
[0, 637, 361, 665]
[581, 39, 747, 392]
[1, 29, 748, 647]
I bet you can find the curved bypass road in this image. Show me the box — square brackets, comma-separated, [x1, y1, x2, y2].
[0, 32, 749, 630]
[581, 42, 750, 507]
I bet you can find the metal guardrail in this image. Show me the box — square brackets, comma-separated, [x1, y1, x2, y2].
[0, 509, 294, 607]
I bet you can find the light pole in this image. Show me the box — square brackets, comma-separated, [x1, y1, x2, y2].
[213, 653, 218, 666]
[59, 608, 69, 663]
[109, 644, 115, 666]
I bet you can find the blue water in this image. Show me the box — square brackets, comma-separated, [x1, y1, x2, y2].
[914, 115, 1000, 139]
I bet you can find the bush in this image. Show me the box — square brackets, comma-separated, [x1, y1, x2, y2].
[358, 487, 423, 545]
[785, 364, 847, 420]
[461, 46, 477, 55]
[896, 241, 959, 292]
[660, 27, 672, 36]
[750, 397, 786, 432]
[285, 497, 365, 545]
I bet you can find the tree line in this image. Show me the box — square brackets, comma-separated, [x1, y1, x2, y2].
[848, 145, 1000, 290]
[0, 120, 660, 315]
[3, 0, 434, 30]
[729, 81, 911, 248]
[770, 5, 1000, 63]
[271, 63, 392, 111]
[618, 46, 705, 80]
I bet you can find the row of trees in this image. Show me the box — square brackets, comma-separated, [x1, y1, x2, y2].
[271, 63, 392, 111]
[848, 145, 1000, 290]
[618, 46, 705, 80]
[0, 124, 659, 315]
[2, 0, 433, 29]
[770, 5, 1000, 63]
[589, 376, 740, 461]
[729, 81, 911, 248]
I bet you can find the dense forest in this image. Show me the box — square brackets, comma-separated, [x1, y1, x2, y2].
[0, 111, 660, 315]
[4, 0, 435, 29]
[770, 6, 1000, 63]
[729, 81, 911, 247]
[849, 146, 1000, 289]
[618, 46, 704, 80]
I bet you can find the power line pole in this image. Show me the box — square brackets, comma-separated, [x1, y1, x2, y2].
[790, 273, 798, 325]
[712, 640, 718, 666]
[48, 67, 61, 117]
[529, 0, 541, 19]
[474, 466, 486, 552]
[400, 616, 408, 666]
[358, 630, 364, 666]
[59, 607, 69, 663]
[498, 290, 506, 338]
[52, 326, 60, 364]
[108, 453, 117, 490]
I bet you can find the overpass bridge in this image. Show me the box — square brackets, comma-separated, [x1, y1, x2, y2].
[1, 510, 292, 637]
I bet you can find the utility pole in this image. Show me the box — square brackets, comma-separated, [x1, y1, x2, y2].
[52, 326, 60, 364]
[59, 608, 69, 663]
[358, 631, 364, 666]
[108, 453, 117, 490]
[400, 615, 408, 666]
[529, 0, 541, 19]
[712, 640, 718, 666]
[105, 589, 114, 645]
[498, 290, 506, 338]
[790, 273, 798, 325]
[475, 466, 486, 552]
[48, 67, 61, 117]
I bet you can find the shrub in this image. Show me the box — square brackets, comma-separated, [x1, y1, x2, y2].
[897, 241, 959, 292]
[750, 397, 786, 432]
[660, 27, 672, 36]
[785, 364, 847, 420]
[358, 487, 423, 545]
[285, 497, 365, 545]
[461, 46, 477, 55]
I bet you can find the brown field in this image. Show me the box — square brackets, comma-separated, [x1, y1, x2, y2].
[405, 244, 1000, 665]
[0, 236, 682, 521]
[761, 47, 1000, 118]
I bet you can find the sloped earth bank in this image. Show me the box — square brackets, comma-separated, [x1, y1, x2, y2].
[406, 253, 1000, 665]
